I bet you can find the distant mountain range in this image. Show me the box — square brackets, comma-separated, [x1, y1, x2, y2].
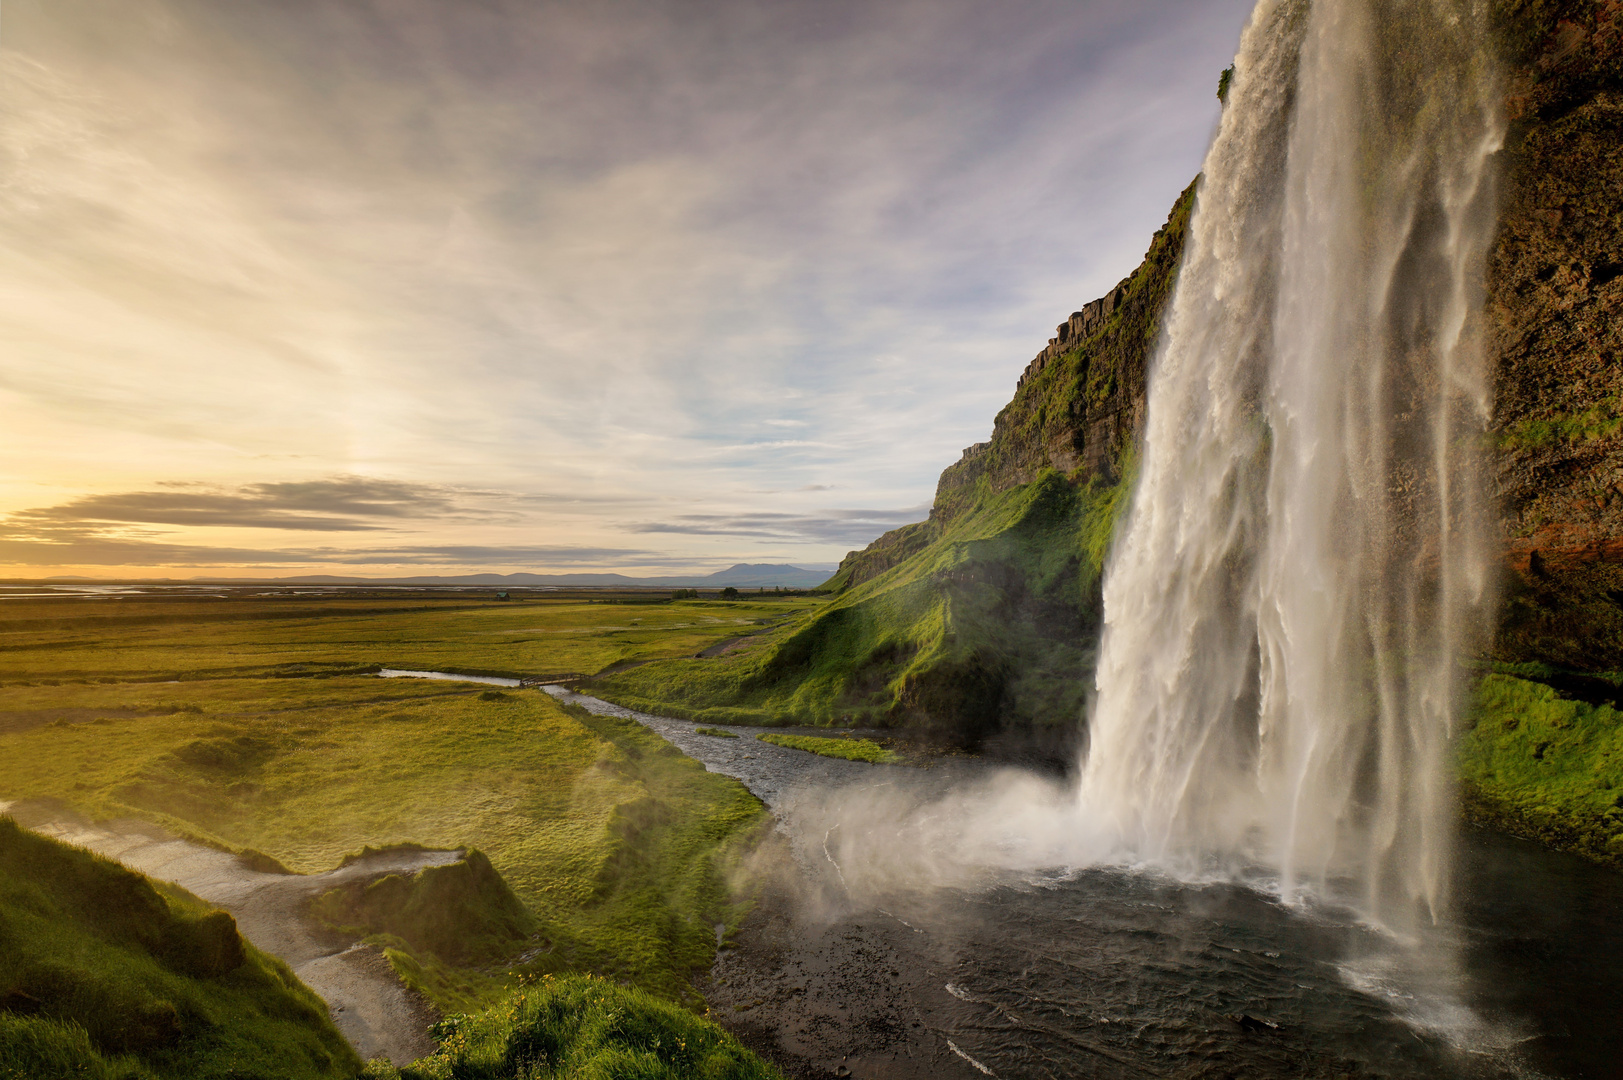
[165, 563, 836, 589]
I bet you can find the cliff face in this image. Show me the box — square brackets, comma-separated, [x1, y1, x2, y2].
[833, 0, 1623, 676]
[826, 181, 1196, 594]
[1490, 0, 1623, 670]
[595, 0, 1623, 754]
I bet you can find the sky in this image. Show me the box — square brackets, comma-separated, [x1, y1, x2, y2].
[0, 0, 1254, 579]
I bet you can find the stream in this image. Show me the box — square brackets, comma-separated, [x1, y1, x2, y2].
[545, 687, 1623, 1080]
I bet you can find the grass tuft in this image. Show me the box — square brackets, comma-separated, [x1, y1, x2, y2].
[375, 974, 781, 1080]
[755, 733, 894, 764]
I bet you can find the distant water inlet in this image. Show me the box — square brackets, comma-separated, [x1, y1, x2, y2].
[1083, 0, 1503, 932]
[376, 669, 523, 687]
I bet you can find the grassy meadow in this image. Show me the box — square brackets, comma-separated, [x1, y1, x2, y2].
[0, 590, 821, 1017]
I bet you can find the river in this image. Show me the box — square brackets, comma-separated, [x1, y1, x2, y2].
[545, 686, 1623, 1080]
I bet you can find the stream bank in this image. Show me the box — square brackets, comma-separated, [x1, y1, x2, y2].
[545, 686, 1623, 1080]
[1, 798, 452, 1066]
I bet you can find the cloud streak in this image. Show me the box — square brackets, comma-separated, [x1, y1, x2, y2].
[1, 0, 1256, 574]
[8, 478, 471, 532]
[0, 531, 675, 569]
[631, 506, 930, 545]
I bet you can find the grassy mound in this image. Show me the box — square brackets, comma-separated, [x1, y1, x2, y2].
[755, 733, 894, 764]
[0, 817, 357, 1079]
[594, 470, 1129, 745]
[377, 975, 779, 1080]
[1458, 671, 1623, 866]
[693, 728, 739, 739]
[312, 849, 541, 1013]
[314, 850, 536, 966]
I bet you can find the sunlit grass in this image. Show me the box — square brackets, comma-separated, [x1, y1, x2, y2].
[377, 974, 780, 1080]
[755, 732, 894, 764]
[0, 818, 358, 1079]
[0, 594, 796, 1012]
[0, 596, 821, 683]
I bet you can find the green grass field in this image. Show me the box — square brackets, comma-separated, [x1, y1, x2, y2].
[0, 592, 818, 685]
[0, 591, 813, 1018]
[755, 732, 894, 764]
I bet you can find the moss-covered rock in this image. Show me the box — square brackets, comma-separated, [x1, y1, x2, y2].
[1459, 671, 1623, 867]
[1489, 0, 1623, 670]
[312, 850, 537, 966]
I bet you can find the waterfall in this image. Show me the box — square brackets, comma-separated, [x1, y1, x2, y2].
[1081, 0, 1503, 930]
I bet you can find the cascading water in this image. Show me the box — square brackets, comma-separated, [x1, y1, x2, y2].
[1082, 0, 1503, 932]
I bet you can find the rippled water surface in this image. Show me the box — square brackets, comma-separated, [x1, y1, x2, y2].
[548, 689, 1623, 1079]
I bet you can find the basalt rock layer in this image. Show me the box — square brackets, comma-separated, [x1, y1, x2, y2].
[1490, 0, 1623, 670]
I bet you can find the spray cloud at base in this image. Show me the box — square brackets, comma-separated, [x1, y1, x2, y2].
[795, 0, 1503, 925]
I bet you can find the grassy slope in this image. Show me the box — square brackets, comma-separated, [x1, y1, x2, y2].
[0, 595, 778, 1015]
[590, 185, 1190, 747]
[594, 471, 1131, 744]
[1459, 671, 1623, 867]
[754, 733, 894, 764]
[386, 975, 779, 1080]
[0, 817, 359, 1080]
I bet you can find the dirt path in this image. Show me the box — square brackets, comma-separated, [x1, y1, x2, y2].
[2, 800, 454, 1066]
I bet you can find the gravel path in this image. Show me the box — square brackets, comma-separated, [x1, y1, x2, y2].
[4, 800, 453, 1066]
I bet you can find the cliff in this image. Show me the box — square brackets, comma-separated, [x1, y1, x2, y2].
[1490, 0, 1623, 670]
[822, 180, 1196, 595]
[590, 189, 1197, 748]
[595, 0, 1623, 767]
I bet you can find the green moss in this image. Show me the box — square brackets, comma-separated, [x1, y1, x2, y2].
[754, 733, 894, 764]
[693, 727, 739, 739]
[595, 468, 1134, 745]
[378, 974, 779, 1080]
[1458, 673, 1623, 866]
[0, 818, 358, 1079]
[1496, 395, 1623, 449]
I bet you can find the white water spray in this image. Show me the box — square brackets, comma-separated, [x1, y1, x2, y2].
[1082, 0, 1503, 931]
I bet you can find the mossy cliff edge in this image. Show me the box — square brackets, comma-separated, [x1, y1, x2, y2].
[595, 190, 1191, 749]
[595, 0, 1623, 867]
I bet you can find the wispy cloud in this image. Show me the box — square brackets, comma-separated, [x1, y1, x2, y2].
[630, 506, 930, 545]
[6, 477, 473, 532]
[0, 529, 677, 569]
[1, 0, 1254, 574]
